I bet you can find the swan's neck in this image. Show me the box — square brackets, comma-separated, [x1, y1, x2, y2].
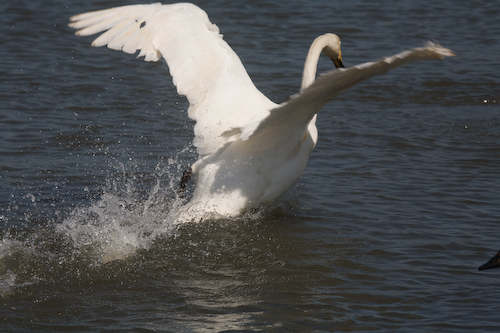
[301, 38, 326, 92]
[301, 34, 341, 92]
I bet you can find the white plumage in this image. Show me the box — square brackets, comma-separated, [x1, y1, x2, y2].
[69, 3, 454, 220]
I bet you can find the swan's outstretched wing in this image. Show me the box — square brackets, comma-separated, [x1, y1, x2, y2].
[69, 3, 275, 155]
[242, 42, 454, 146]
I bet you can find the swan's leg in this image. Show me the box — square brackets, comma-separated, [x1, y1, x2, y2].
[177, 167, 192, 198]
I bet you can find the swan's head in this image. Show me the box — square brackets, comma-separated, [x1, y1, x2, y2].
[319, 33, 344, 68]
[301, 33, 344, 91]
[478, 250, 500, 271]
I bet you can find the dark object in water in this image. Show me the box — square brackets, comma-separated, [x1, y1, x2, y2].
[478, 250, 500, 271]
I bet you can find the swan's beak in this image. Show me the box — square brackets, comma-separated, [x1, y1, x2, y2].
[333, 51, 344, 68]
[478, 251, 500, 271]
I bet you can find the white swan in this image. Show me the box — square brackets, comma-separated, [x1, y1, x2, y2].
[69, 3, 454, 219]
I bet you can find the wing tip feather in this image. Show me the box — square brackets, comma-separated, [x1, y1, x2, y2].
[424, 41, 455, 59]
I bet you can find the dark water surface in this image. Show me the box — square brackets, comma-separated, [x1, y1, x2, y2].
[1, 0, 499, 331]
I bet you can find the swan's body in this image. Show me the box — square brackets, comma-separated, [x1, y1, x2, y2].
[69, 3, 453, 219]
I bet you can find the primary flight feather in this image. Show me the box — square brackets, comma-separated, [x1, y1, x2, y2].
[69, 2, 454, 220]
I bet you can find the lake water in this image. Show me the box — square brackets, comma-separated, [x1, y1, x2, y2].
[1, 0, 499, 331]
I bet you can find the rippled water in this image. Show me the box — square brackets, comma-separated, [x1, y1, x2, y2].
[1, 0, 499, 331]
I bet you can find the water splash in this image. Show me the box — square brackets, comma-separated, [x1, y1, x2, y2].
[56, 156, 190, 264]
[0, 239, 24, 297]
[0, 145, 295, 298]
[0, 152, 195, 297]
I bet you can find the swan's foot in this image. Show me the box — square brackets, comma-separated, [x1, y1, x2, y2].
[177, 167, 192, 198]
